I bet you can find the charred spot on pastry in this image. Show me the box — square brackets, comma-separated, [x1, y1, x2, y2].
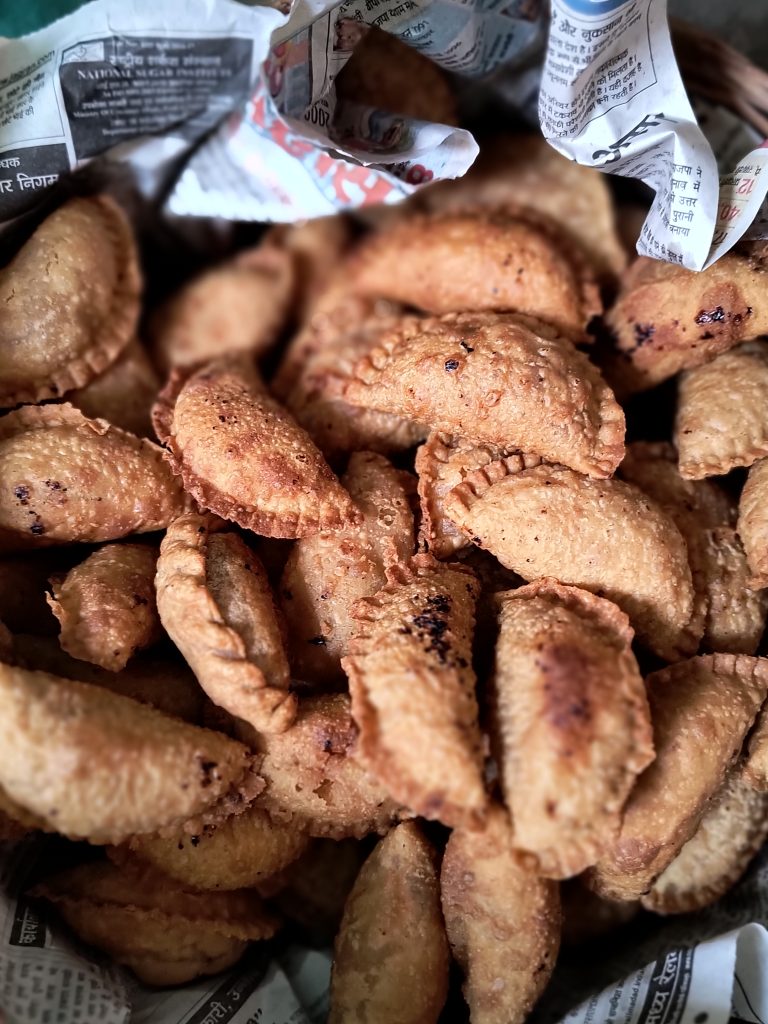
[309, 635, 327, 646]
[633, 323, 655, 347]
[412, 594, 453, 663]
[13, 485, 30, 505]
[30, 519, 45, 536]
[459, 340, 474, 353]
[444, 359, 460, 372]
[694, 306, 726, 325]
[198, 759, 219, 787]
[44, 480, 66, 492]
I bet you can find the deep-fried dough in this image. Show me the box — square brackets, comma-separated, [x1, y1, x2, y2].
[492, 580, 653, 878]
[69, 338, 159, 437]
[0, 661, 260, 842]
[445, 462, 696, 660]
[344, 313, 624, 477]
[31, 860, 278, 986]
[156, 513, 295, 733]
[701, 528, 768, 654]
[241, 693, 402, 838]
[441, 805, 561, 1024]
[0, 404, 186, 548]
[150, 244, 293, 369]
[153, 357, 359, 537]
[266, 216, 353, 321]
[588, 654, 768, 899]
[0, 196, 140, 406]
[120, 804, 308, 890]
[281, 452, 414, 686]
[744, 703, 768, 791]
[329, 822, 449, 1024]
[675, 341, 768, 479]
[343, 555, 486, 828]
[738, 457, 768, 587]
[47, 543, 160, 671]
[350, 207, 600, 334]
[605, 245, 768, 392]
[416, 433, 541, 558]
[641, 768, 768, 914]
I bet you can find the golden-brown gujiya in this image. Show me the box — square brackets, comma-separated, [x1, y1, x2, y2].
[149, 243, 294, 370]
[156, 512, 296, 734]
[440, 805, 561, 1024]
[416, 433, 540, 558]
[329, 822, 449, 1024]
[0, 660, 261, 843]
[0, 196, 141, 407]
[675, 341, 768, 479]
[69, 338, 159, 437]
[47, 543, 160, 672]
[240, 693, 402, 839]
[349, 207, 600, 335]
[444, 461, 697, 661]
[700, 527, 768, 654]
[605, 245, 768, 392]
[153, 357, 359, 537]
[343, 312, 625, 478]
[32, 860, 279, 986]
[491, 580, 654, 878]
[737, 457, 768, 587]
[0, 404, 187, 548]
[588, 654, 768, 900]
[641, 768, 768, 915]
[281, 451, 415, 686]
[343, 555, 487, 829]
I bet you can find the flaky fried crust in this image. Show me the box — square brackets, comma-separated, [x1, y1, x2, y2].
[588, 654, 768, 900]
[343, 555, 486, 828]
[418, 134, 626, 280]
[440, 805, 561, 1024]
[244, 693, 402, 839]
[344, 312, 624, 477]
[0, 196, 140, 407]
[32, 860, 278, 986]
[492, 580, 653, 879]
[416, 433, 541, 558]
[701, 528, 768, 654]
[150, 244, 294, 370]
[153, 358, 359, 537]
[641, 768, 768, 915]
[47, 543, 160, 672]
[0, 661, 260, 843]
[738, 458, 768, 587]
[120, 803, 308, 891]
[445, 462, 697, 661]
[744, 703, 768, 791]
[675, 342, 768, 479]
[605, 245, 768, 393]
[0, 403, 187, 548]
[281, 452, 415, 686]
[350, 207, 600, 334]
[329, 822, 449, 1024]
[69, 338, 159, 437]
[156, 512, 295, 734]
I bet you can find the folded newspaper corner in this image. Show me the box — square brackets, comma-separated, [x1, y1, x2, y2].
[2, 0, 768, 1020]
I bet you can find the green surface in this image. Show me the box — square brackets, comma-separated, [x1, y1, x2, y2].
[0, 0, 88, 38]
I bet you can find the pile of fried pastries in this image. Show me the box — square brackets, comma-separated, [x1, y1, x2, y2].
[2, 133, 768, 1023]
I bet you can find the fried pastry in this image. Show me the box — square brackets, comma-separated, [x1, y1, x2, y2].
[69, 338, 159, 437]
[266, 215, 353, 322]
[343, 555, 486, 828]
[0, 196, 140, 407]
[744, 703, 768, 791]
[0, 660, 260, 843]
[153, 357, 359, 537]
[350, 207, 600, 334]
[149, 243, 293, 369]
[156, 512, 295, 734]
[641, 768, 768, 914]
[441, 805, 561, 1024]
[492, 580, 653, 878]
[588, 654, 768, 900]
[701, 527, 768, 654]
[47, 543, 160, 671]
[738, 457, 768, 587]
[31, 860, 278, 986]
[0, 404, 186, 548]
[343, 312, 624, 477]
[605, 244, 768, 392]
[329, 822, 449, 1024]
[445, 462, 696, 661]
[241, 693, 402, 839]
[675, 341, 768, 478]
[281, 451, 414, 686]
